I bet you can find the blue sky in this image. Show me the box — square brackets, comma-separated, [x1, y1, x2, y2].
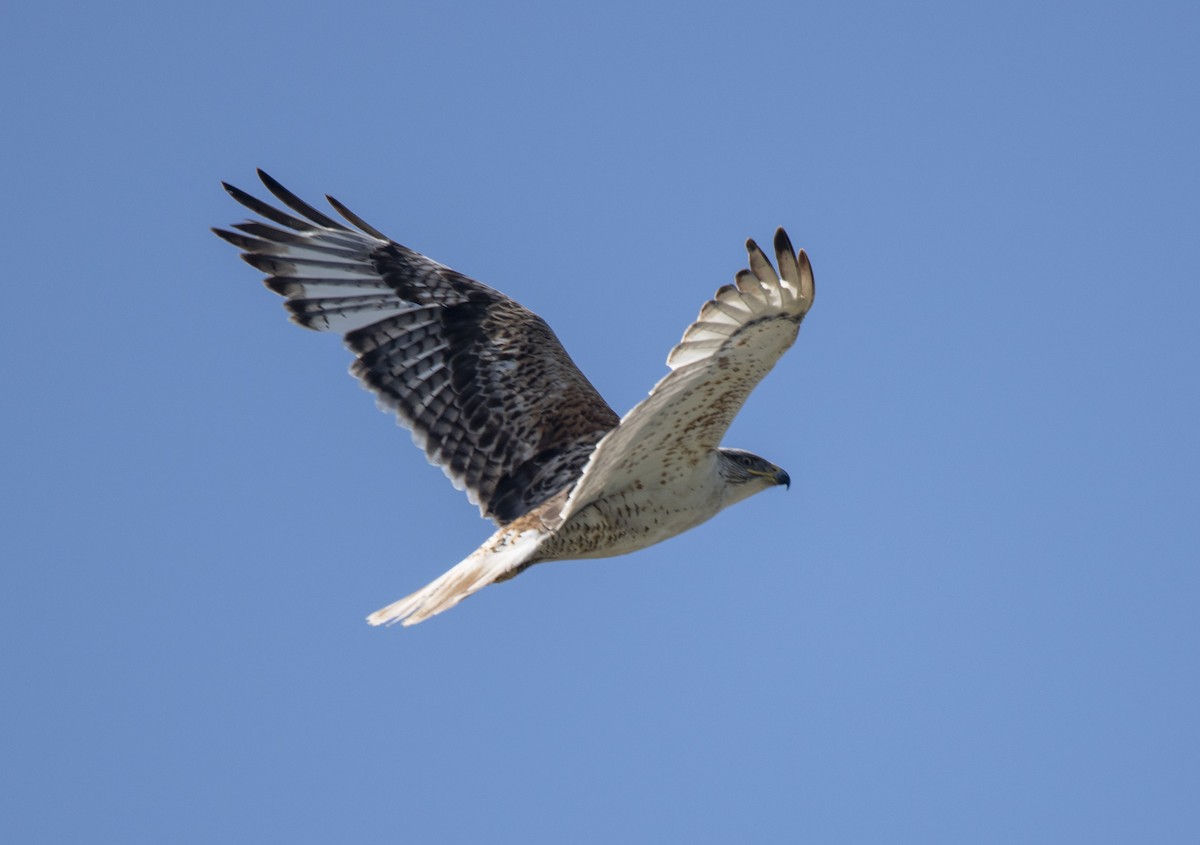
[3, 0, 1198, 841]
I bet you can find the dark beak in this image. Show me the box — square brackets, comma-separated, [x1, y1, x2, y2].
[774, 468, 791, 490]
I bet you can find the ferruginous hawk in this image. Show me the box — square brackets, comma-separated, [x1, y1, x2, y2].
[214, 170, 816, 626]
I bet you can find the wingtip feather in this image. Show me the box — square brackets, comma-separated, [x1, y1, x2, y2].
[773, 227, 795, 260]
[799, 249, 814, 304]
[327, 193, 390, 240]
[256, 169, 351, 231]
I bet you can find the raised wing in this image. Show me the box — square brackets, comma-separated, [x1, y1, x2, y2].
[561, 229, 814, 518]
[214, 170, 619, 524]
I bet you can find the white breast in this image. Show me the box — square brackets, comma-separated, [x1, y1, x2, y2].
[539, 452, 726, 560]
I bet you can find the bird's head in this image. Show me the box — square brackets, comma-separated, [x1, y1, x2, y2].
[716, 448, 790, 506]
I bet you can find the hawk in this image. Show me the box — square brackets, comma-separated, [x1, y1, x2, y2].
[215, 171, 816, 626]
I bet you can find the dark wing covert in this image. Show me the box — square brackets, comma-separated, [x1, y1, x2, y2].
[214, 170, 619, 524]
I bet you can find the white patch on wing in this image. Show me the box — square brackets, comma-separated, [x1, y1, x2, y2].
[276, 281, 394, 298]
[290, 296, 412, 332]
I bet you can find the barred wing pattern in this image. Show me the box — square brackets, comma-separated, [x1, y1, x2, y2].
[214, 170, 619, 524]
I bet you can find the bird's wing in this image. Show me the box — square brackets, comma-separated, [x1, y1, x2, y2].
[561, 229, 814, 519]
[214, 170, 619, 524]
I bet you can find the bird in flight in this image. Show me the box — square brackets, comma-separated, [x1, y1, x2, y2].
[215, 170, 815, 626]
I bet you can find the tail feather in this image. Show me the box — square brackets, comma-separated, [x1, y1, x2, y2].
[367, 526, 547, 627]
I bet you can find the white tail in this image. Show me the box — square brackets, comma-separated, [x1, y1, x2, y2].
[366, 526, 548, 627]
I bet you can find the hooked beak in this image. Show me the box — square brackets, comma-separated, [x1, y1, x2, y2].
[774, 467, 791, 490]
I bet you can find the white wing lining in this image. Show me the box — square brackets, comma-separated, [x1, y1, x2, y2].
[560, 229, 814, 521]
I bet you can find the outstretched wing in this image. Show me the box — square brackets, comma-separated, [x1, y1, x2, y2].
[214, 170, 619, 524]
[561, 229, 814, 518]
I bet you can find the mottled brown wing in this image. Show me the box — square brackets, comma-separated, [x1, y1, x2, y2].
[214, 170, 618, 524]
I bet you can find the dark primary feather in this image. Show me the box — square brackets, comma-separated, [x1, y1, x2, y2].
[256, 168, 352, 232]
[325, 194, 389, 240]
[216, 171, 619, 524]
[220, 181, 313, 231]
